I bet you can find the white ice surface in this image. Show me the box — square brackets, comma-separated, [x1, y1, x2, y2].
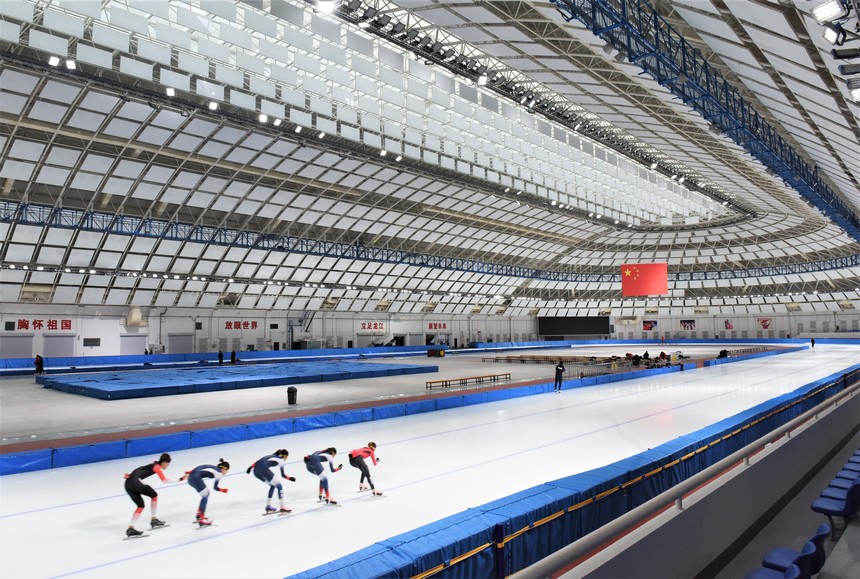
[1, 346, 857, 579]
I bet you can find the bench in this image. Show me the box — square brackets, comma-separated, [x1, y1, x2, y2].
[426, 372, 512, 390]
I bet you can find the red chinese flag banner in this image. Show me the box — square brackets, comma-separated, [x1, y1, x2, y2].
[620, 263, 668, 296]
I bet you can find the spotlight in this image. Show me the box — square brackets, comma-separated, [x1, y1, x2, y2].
[273, 118, 282, 126]
[832, 47, 860, 59]
[404, 29, 418, 42]
[477, 74, 488, 86]
[375, 14, 391, 28]
[848, 78, 860, 101]
[345, 0, 361, 11]
[823, 23, 847, 45]
[316, 0, 336, 15]
[430, 41, 442, 53]
[208, 101, 218, 110]
[165, 87, 175, 97]
[48, 55, 60, 66]
[391, 22, 405, 35]
[258, 113, 268, 123]
[839, 63, 860, 75]
[650, 162, 658, 169]
[811, 0, 848, 24]
[65, 59, 76, 70]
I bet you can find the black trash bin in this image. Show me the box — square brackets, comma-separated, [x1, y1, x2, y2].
[287, 386, 298, 405]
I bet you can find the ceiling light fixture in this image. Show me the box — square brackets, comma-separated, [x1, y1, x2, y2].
[823, 22, 848, 45]
[848, 77, 860, 102]
[208, 101, 218, 110]
[259, 113, 268, 123]
[65, 60, 76, 70]
[295, 126, 302, 133]
[812, 0, 849, 24]
[318, 131, 326, 138]
[48, 56, 60, 66]
[273, 118, 282, 126]
[316, 0, 337, 15]
[165, 87, 175, 97]
[832, 47, 860, 59]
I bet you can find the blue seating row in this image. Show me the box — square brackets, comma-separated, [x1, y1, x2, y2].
[745, 523, 829, 579]
[810, 449, 860, 541]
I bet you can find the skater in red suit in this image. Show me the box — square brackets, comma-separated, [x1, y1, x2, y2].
[348, 442, 382, 496]
[184, 459, 230, 527]
[246, 449, 294, 515]
[124, 453, 185, 538]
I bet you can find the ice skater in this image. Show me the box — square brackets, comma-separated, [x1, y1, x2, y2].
[246, 449, 294, 515]
[349, 442, 382, 496]
[554, 360, 565, 392]
[124, 452, 184, 538]
[304, 447, 342, 505]
[184, 459, 230, 527]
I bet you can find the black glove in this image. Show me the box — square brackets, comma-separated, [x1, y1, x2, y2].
[288, 476, 296, 482]
[337, 464, 343, 471]
[376, 458, 381, 463]
[246, 466, 253, 474]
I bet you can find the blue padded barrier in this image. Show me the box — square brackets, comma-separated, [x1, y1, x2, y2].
[190, 425, 248, 448]
[485, 389, 513, 402]
[436, 396, 464, 410]
[462, 392, 488, 406]
[333, 409, 373, 427]
[293, 413, 337, 433]
[0, 449, 53, 475]
[245, 419, 295, 439]
[405, 399, 436, 416]
[53, 440, 127, 468]
[289, 542, 416, 579]
[373, 403, 407, 420]
[126, 432, 192, 457]
[481, 486, 581, 570]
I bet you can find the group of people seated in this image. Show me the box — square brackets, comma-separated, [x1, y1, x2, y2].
[625, 351, 674, 368]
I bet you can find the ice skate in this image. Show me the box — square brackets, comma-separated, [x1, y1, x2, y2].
[358, 484, 369, 493]
[278, 506, 292, 514]
[263, 505, 278, 515]
[149, 517, 168, 529]
[125, 527, 144, 538]
[372, 490, 384, 496]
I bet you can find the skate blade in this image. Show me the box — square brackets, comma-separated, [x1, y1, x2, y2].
[123, 534, 149, 540]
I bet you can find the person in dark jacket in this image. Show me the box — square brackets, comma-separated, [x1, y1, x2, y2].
[554, 361, 565, 393]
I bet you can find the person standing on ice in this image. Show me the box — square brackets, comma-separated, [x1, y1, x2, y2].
[349, 442, 383, 496]
[124, 452, 185, 538]
[304, 447, 342, 505]
[246, 449, 295, 515]
[184, 459, 230, 527]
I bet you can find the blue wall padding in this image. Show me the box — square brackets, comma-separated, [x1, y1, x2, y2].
[126, 432, 192, 457]
[245, 419, 294, 439]
[462, 392, 488, 406]
[293, 413, 337, 433]
[190, 425, 248, 448]
[372, 404, 407, 420]
[405, 399, 436, 416]
[289, 543, 417, 579]
[485, 389, 513, 402]
[333, 409, 372, 427]
[436, 396, 464, 410]
[0, 449, 53, 475]
[53, 440, 127, 468]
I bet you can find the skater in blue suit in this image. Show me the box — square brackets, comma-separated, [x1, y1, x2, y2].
[246, 449, 294, 515]
[184, 459, 230, 527]
[305, 447, 342, 504]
